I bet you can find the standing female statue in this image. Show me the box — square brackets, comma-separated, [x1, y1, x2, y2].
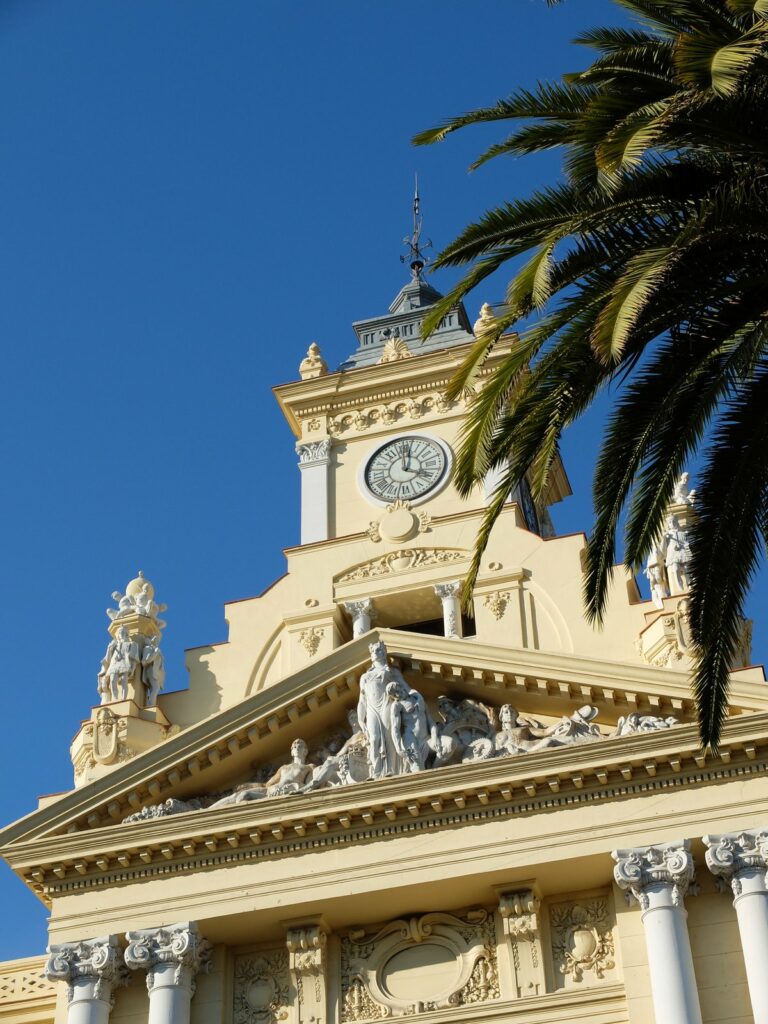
[357, 641, 404, 778]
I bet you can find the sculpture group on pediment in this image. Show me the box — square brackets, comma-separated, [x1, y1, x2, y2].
[119, 641, 682, 826]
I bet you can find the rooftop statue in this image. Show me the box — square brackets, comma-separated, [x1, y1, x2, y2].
[98, 626, 140, 703]
[105, 571, 167, 628]
[672, 471, 697, 506]
[140, 635, 165, 707]
[663, 513, 693, 595]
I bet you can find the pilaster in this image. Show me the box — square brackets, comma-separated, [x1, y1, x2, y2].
[285, 920, 330, 1024]
[296, 440, 332, 544]
[497, 886, 545, 999]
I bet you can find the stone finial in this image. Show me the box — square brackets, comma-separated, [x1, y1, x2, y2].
[473, 303, 496, 338]
[377, 337, 412, 364]
[299, 342, 328, 380]
[612, 841, 695, 910]
[46, 936, 129, 1003]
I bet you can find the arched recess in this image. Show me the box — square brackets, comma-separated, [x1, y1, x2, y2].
[524, 577, 573, 653]
[245, 624, 285, 697]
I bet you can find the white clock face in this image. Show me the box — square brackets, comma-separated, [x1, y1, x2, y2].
[363, 435, 449, 504]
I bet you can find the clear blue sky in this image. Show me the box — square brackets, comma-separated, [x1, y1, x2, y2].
[1, 0, 765, 958]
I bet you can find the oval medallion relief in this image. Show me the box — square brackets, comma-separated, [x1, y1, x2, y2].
[381, 943, 460, 1002]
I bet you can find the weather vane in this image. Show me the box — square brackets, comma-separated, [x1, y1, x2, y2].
[401, 174, 432, 280]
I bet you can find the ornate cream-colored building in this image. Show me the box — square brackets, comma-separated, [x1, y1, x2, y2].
[1, 259, 767, 1024]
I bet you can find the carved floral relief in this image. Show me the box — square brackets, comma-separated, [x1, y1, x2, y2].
[233, 950, 290, 1024]
[548, 896, 616, 988]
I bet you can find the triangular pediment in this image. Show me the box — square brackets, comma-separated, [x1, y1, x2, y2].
[4, 628, 768, 866]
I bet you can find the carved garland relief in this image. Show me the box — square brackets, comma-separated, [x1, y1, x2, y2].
[335, 548, 468, 584]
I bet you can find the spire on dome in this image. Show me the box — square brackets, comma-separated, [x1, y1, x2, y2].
[337, 181, 475, 370]
[401, 175, 432, 281]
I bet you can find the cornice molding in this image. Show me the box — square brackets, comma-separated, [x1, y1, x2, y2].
[9, 716, 767, 904]
[3, 627, 767, 863]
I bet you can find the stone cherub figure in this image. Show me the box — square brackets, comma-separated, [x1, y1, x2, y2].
[387, 678, 436, 774]
[98, 626, 140, 703]
[208, 739, 315, 808]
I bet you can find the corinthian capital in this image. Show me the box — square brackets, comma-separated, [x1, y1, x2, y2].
[704, 829, 768, 896]
[124, 922, 211, 992]
[296, 440, 331, 466]
[46, 936, 128, 1003]
[612, 841, 695, 911]
[434, 580, 461, 601]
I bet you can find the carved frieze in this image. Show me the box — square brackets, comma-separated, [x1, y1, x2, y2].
[327, 393, 455, 439]
[549, 896, 616, 987]
[340, 909, 498, 1020]
[234, 950, 290, 1024]
[336, 548, 468, 584]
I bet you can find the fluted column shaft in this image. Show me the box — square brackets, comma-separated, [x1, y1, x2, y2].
[125, 923, 210, 1024]
[613, 841, 702, 1024]
[46, 936, 127, 1024]
[704, 829, 768, 1022]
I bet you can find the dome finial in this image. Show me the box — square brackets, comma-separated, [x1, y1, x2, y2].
[401, 174, 432, 280]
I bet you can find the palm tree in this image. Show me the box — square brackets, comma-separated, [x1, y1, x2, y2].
[413, 0, 768, 748]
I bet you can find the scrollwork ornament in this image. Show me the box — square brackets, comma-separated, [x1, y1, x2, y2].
[45, 936, 128, 1005]
[704, 829, 768, 897]
[124, 923, 211, 994]
[612, 842, 695, 911]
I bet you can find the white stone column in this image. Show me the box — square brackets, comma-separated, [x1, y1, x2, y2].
[704, 829, 768, 1022]
[46, 936, 128, 1024]
[125, 923, 210, 1024]
[344, 598, 375, 638]
[612, 842, 702, 1024]
[434, 581, 463, 639]
[296, 440, 331, 544]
